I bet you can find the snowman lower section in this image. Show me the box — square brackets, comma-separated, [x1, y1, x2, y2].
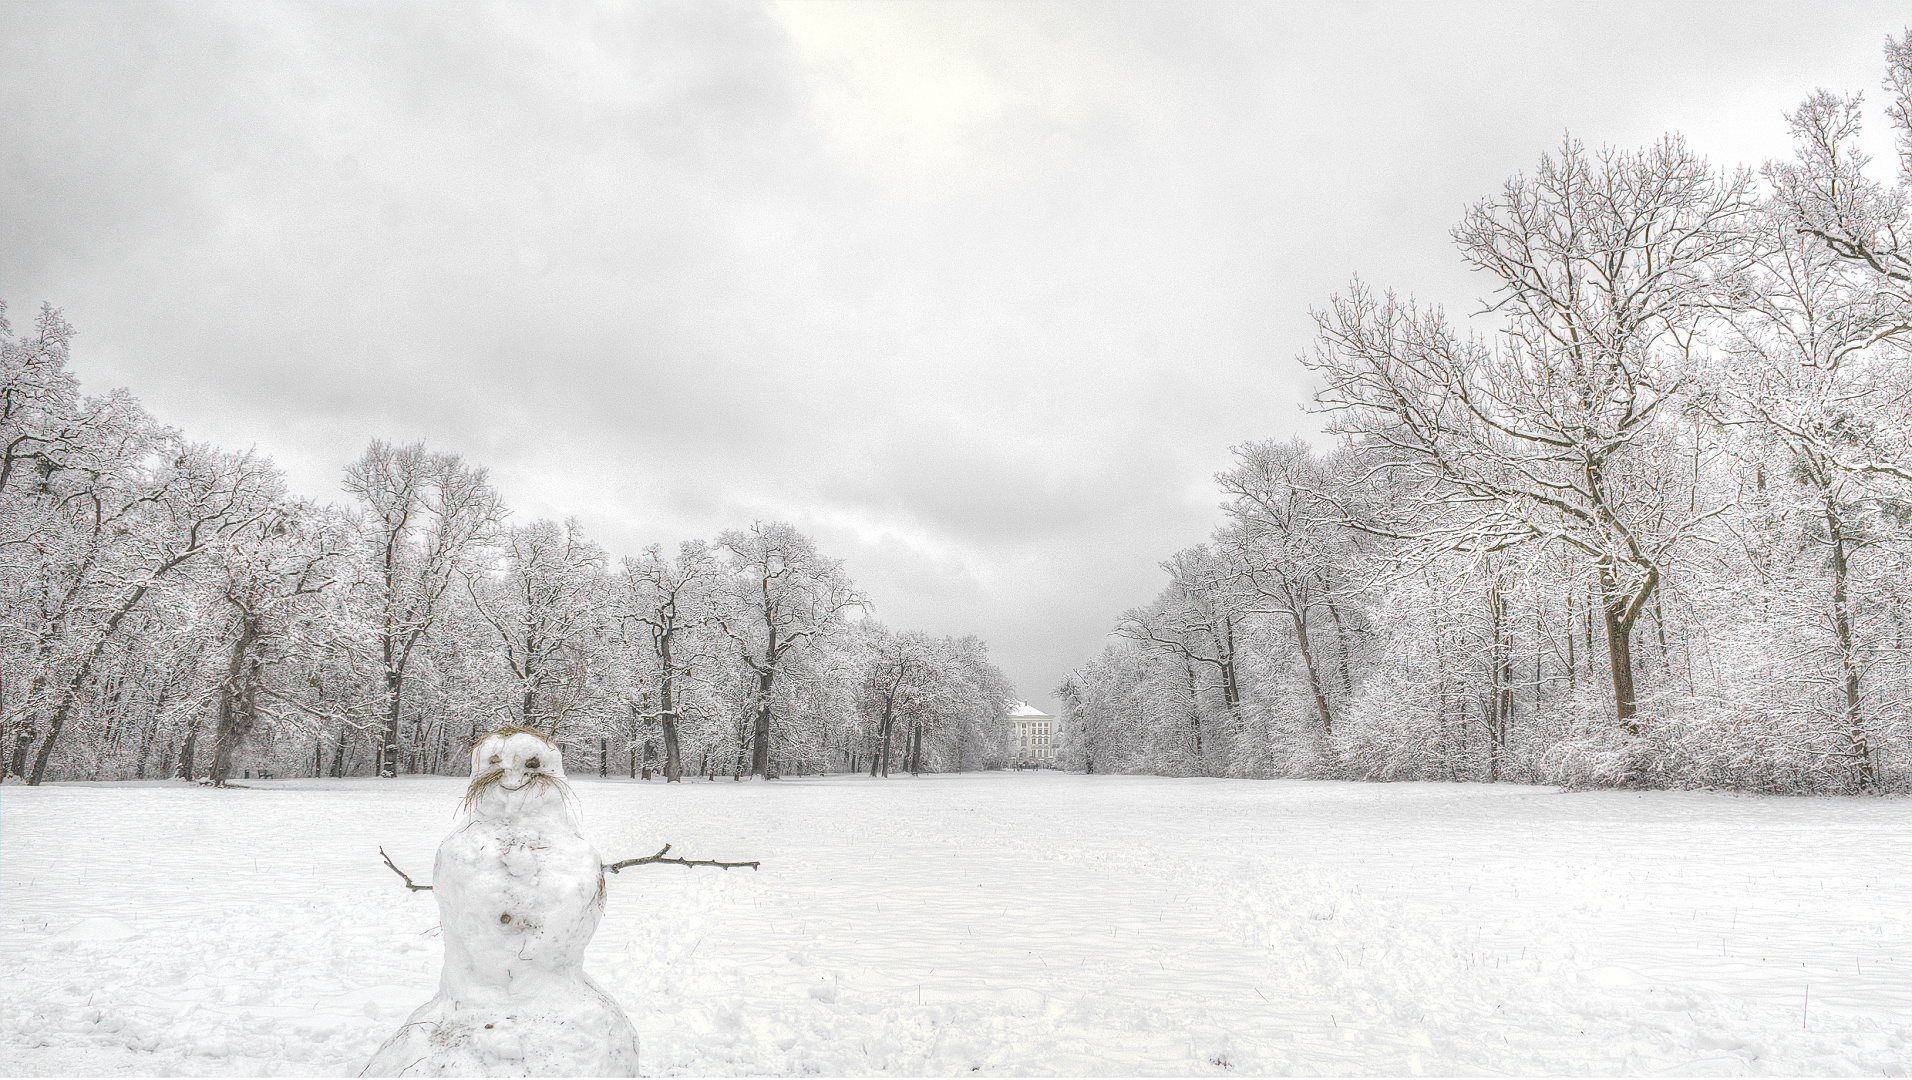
[362, 977, 640, 1078]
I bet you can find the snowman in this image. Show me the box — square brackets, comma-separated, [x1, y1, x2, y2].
[364, 727, 640, 1077]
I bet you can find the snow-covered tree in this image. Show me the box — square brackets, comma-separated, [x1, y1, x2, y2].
[1766, 31, 1911, 350]
[202, 485, 356, 786]
[1307, 137, 1755, 734]
[466, 518, 608, 737]
[717, 522, 865, 779]
[610, 540, 727, 781]
[344, 440, 503, 777]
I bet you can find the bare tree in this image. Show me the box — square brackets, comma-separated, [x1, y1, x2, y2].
[1766, 31, 1912, 347]
[612, 540, 723, 781]
[205, 496, 355, 786]
[21, 443, 282, 783]
[937, 635, 1014, 773]
[717, 522, 865, 779]
[1116, 547, 1250, 773]
[1308, 137, 1755, 731]
[1215, 439, 1371, 740]
[856, 622, 937, 777]
[344, 441, 502, 777]
[1707, 199, 1912, 790]
[467, 518, 607, 736]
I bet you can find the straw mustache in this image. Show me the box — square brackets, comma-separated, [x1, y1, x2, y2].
[462, 768, 574, 813]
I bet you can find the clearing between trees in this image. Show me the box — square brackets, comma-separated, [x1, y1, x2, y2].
[2, 772, 1906, 1076]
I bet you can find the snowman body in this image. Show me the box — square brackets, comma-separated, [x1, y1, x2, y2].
[365, 730, 639, 1077]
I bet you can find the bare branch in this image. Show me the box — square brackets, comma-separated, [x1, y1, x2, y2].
[604, 842, 761, 873]
[380, 846, 433, 892]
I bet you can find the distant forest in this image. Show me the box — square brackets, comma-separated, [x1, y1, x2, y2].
[1059, 32, 1912, 794]
[0, 312, 1013, 786]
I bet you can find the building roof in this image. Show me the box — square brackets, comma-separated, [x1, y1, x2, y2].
[1006, 700, 1053, 720]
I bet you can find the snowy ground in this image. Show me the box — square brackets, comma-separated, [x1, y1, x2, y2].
[2, 772, 1909, 1077]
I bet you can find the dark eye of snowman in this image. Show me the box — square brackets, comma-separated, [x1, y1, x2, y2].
[525, 757, 541, 770]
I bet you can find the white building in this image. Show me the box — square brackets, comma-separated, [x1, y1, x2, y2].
[1006, 701, 1055, 767]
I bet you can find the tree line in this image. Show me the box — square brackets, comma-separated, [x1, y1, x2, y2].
[0, 322, 1015, 786]
[1058, 32, 1912, 794]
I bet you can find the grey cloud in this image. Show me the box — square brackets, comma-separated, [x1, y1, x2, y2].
[5, 0, 1910, 713]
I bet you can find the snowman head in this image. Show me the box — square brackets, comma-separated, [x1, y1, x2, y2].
[463, 726, 575, 820]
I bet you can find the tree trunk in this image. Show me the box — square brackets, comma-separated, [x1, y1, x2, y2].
[1183, 661, 1204, 773]
[1652, 596, 1672, 666]
[1534, 608, 1545, 722]
[1288, 607, 1334, 736]
[1486, 581, 1511, 783]
[208, 699, 247, 786]
[658, 632, 684, 781]
[1565, 590, 1577, 691]
[135, 707, 163, 780]
[875, 699, 895, 778]
[1326, 600, 1355, 697]
[751, 667, 775, 779]
[1584, 583, 1596, 687]
[662, 715, 682, 782]
[1432, 595, 1451, 777]
[176, 716, 202, 782]
[1219, 615, 1246, 734]
[10, 723, 35, 780]
[28, 699, 71, 786]
[210, 618, 261, 788]
[1599, 569, 1640, 734]
[380, 667, 403, 778]
[1826, 500, 1875, 792]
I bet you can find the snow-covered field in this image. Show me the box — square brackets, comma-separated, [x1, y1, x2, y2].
[3, 771, 1908, 1076]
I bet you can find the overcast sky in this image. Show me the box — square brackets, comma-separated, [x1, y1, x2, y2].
[3, 1, 1908, 713]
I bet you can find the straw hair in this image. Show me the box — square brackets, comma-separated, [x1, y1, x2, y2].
[479, 724, 551, 744]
